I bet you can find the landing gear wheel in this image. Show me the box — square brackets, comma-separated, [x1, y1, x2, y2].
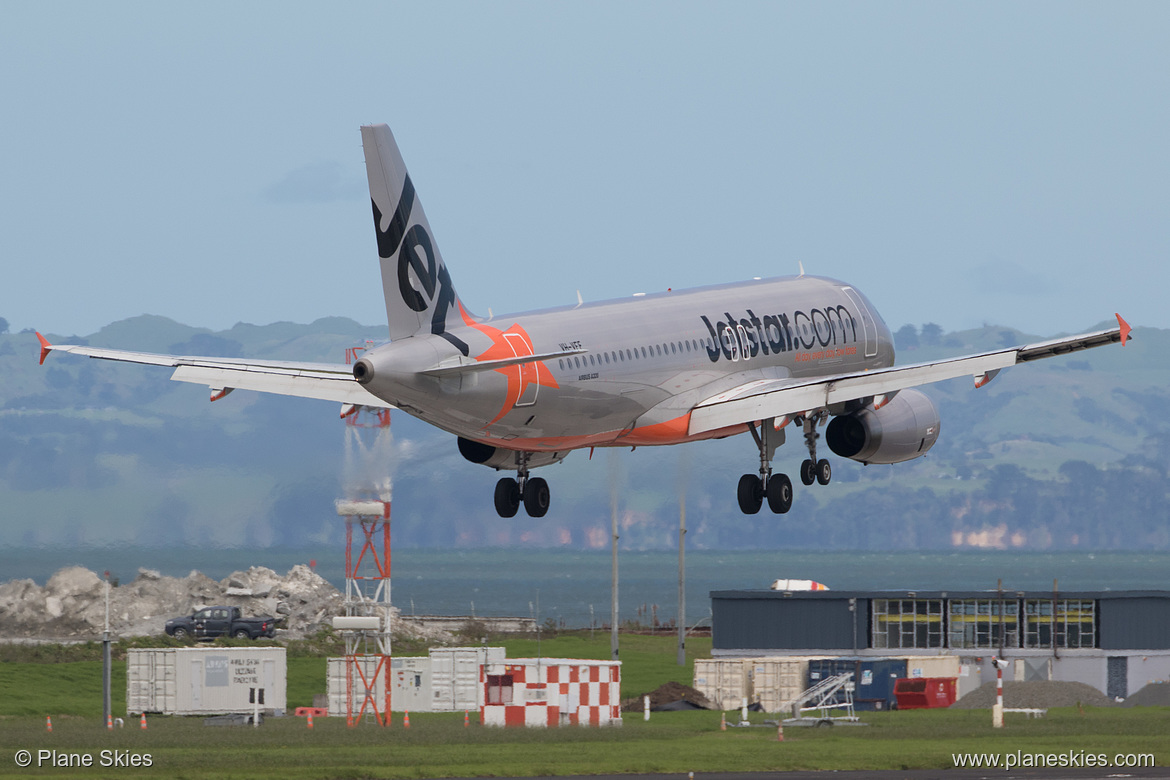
[737, 474, 763, 514]
[494, 478, 520, 518]
[766, 473, 793, 514]
[816, 459, 832, 486]
[800, 459, 816, 486]
[523, 477, 551, 518]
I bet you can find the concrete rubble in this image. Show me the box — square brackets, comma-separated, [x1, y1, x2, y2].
[0, 565, 453, 643]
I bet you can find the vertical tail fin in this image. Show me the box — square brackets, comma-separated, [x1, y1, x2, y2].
[361, 124, 468, 353]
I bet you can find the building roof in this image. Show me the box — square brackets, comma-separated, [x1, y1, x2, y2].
[711, 589, 1170, 601]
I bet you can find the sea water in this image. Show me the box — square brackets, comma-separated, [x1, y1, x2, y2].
[3, 547, 1167, 628]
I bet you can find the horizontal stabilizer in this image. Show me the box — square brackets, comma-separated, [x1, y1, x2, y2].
[421, 349, 588, 377]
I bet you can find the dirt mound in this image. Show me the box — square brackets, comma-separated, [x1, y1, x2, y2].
[952, 680, 1113, 709]
[0, 565, 454, 643]
[621, 681, 713, 712]
[1121, 682, 1170, 707]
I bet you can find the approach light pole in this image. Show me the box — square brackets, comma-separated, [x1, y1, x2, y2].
[102, 570, 111, 728]
[610, 452, 619, 661]
[677, 491, 686, 666]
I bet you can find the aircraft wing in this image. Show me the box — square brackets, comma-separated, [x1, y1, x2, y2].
[37, 334, 391, 411]
[688, 315, 1131, 435]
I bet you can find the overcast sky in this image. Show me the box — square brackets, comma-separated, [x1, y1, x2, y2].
[5, 2, 1168, 340]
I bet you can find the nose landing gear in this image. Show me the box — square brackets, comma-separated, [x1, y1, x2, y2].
[799, 412, 833, 487]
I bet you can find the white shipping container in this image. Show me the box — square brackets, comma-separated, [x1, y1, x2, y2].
[327, 656, 437, 715]
[750, 659, 810, 713]
[430, 647, 505, 712]
[903, 656, 960, 680]
[126, 648, 286, 716]
[327, 656, 390, 717]
[693, 658, 749, 711]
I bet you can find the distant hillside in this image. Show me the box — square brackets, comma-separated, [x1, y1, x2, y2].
[1, 316, 1166, 551]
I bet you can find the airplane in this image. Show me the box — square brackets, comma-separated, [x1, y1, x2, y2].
[38, 123, 1132, 519]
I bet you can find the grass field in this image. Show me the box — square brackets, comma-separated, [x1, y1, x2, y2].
[1, 634, 1166, 778]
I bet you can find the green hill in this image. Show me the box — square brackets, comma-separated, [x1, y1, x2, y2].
[1, 316, 1165, 551]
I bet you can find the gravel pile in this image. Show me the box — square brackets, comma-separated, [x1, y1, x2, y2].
[0, 565, 453, 643]
[952, 680, 1113, 709]
[1121, 682, 1170, 707]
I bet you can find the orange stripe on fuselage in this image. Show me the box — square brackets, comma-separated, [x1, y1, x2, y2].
[472, 412, 749, 452]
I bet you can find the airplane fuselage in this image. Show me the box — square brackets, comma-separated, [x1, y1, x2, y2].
[356, 274, 894, 452]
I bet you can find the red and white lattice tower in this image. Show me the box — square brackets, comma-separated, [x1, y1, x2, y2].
[334, 343, 394, 726]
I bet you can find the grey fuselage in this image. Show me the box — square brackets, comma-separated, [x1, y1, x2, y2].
[356, 275, 894, 453]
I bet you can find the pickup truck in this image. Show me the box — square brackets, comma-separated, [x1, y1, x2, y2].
[165, 606, 276, 640]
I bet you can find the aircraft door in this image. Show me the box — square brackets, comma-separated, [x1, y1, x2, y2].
[504, 332, 539, 407]
[842, 287, 878, 358]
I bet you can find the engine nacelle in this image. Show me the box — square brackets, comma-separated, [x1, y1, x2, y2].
[457, 437, 569, 471]
[825, 388, 940, 465]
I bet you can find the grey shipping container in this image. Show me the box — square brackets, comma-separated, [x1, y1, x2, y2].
[126, 647, 286, 716]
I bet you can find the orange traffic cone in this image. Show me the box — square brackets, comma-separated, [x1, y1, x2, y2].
[464, 710, 469, 728]
[777, 721, 784, 742]
[720, 712, 727, 731]
[140, 713, 147, 730]
[307, 711, 314, 729]
[107, 715, 113, 731]
[46, 715, 52, 733]
[404, 711, 410, 729]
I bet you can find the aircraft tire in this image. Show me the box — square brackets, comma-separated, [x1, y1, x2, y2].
[494, 478, 521, 518]
[800, 459, 816, 486]
[816, 459, 832, 485]
[523, 477, 551, 518]
[737, 474, 763, 514]
[766, 473, 793, 514]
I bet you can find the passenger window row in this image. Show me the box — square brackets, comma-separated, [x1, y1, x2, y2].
[557, 338, 716, 372]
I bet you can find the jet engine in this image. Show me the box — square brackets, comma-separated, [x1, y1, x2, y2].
[825, 388, 940, 465]
[457, 437, 569, 471]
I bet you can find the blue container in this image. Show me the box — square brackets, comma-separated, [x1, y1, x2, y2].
[807, 658, 908, 711]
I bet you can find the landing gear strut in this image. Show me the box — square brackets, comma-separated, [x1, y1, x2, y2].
[799, 412, 832, 487]
[493, 452, 551, 518]
[737, 418, 793, 514]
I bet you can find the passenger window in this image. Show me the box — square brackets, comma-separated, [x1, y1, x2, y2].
[574, 357, 581, 369]
[604, 353, 610, 364]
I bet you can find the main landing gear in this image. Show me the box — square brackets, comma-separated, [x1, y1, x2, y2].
[736, 413, 832, 515]
[493, 451, 551, 518]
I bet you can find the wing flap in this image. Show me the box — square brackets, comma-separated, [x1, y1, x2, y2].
[171, 365, 390, 407]
[689, 319, 1128, 436]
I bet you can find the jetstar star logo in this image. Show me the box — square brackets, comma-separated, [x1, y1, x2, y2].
[459, 304, 559, 426]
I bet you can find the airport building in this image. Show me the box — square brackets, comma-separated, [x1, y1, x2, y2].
[709, 589, 1170, 702]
